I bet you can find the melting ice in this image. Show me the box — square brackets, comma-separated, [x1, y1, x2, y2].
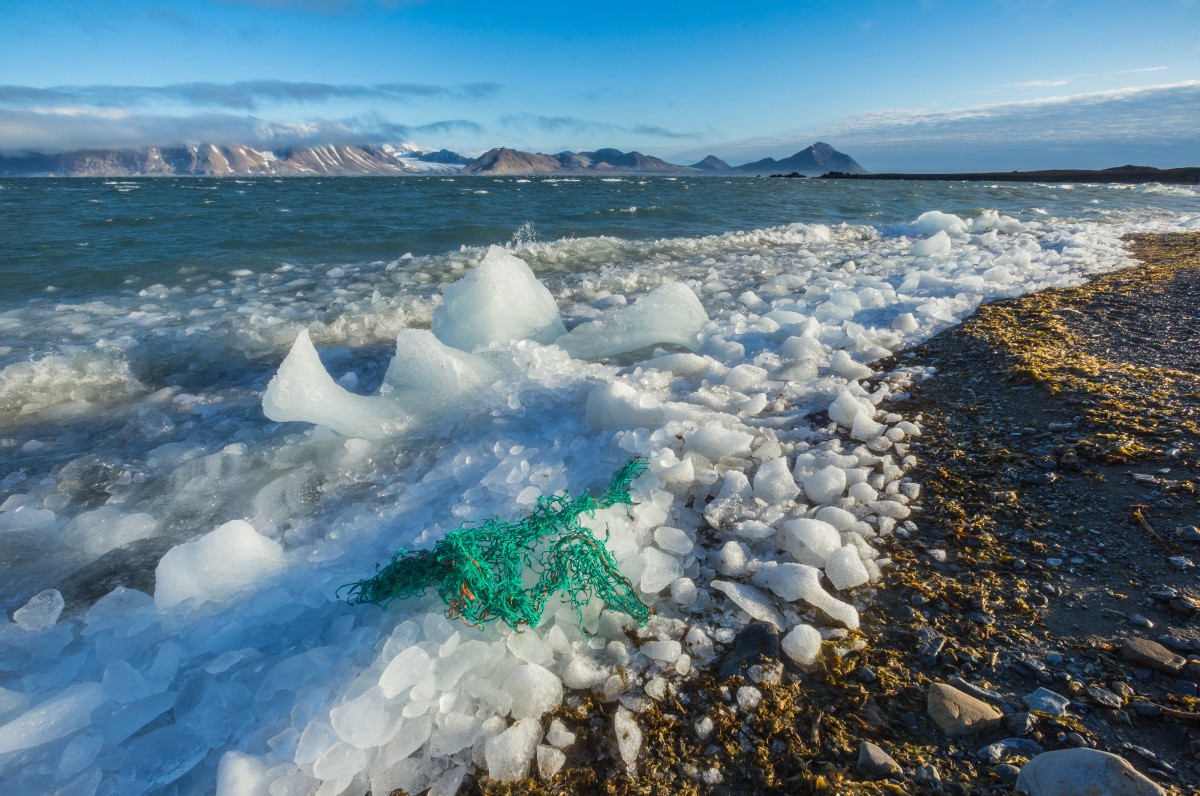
[0, 197, 1193, 794]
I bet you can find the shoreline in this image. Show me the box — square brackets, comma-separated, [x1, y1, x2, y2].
[473, 232, 1200, 795]
[819, 167, 1200, 185]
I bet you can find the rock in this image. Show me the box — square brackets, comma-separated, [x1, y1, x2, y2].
[976, 737, 1044, 763]
[1016, 748, 1166, 795]
[1131, 700, 1161, 717]
[856, 741, 901, 779]
[993, 763, 1021, 784]
[1006, 712, 1037, 736]
[927, 682, 1004, 737]
[914, 763, 943, 792]
[718, 621, 780, 679]
[1024, 687, 1070, 717]
[1085, 684, 1123, 709]
[1121, 638, 1186, 675]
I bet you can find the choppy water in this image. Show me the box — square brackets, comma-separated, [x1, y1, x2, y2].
[0, 176, 1197, 794]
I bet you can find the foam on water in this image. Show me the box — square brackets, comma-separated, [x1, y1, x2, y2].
[0, 180, 1197, 793]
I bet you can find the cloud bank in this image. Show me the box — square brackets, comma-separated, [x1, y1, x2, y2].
[0, 81, 500, 112]
[0, 108, 481, 153]
[703, 81, 1200, 171]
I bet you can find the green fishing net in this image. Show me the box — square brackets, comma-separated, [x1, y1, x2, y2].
[341, 458, 652, 631]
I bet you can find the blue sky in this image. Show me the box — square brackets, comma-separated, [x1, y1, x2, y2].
[2, 0, 1198, 170]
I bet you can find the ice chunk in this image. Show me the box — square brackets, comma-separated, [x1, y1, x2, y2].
[561, 655, 610, 689]
[892, 312, 919, 332]
[380, 329, 497, 419]
[830, 350, 873, 380]
[641, 640, 681, 663]
[216, 751, 269, 796]
[814, 506, 856, 531]
[640, 547, 682, 593]
[781, 624, 822, 665]
[613, 706, 642, 773]
[154, 520, 285, 611]
[484, 718, 541, 782]
[715, 540, 752, 576]
[62, 507, 158, 559]
[914, 210, 968, 236]
[13, 588, 64, 631]
[752, 457, 799, 504]
[850, 411, 885, 441]
[685, 423, 754, 461]
[434, 246, 566, 351]
[781, 518, 841, 567]
[537, 745, 566, 779]
[827, 389, 875, 428]
[312, 740, 369, 780]
[546, 719, 576, 749]
[262, 330, 409, 440]
[653, 526, 693, 556]
[912, 230, 952, 257]
[0, 683, 106, 755]
[724, 364, 767, 392]
[710, 581, 784, 630]
[330, 686, 391, 749]
[802, 465, 846, 503]
[556, 283, 708, 360]
[825, 546, 870, 591]
[504, 664, 562, 720]
[585, 381, 664, 430]
[753, 562, 859, 629]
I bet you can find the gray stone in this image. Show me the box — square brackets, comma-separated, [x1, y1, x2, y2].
[914, 763, 943, 792]
[992, 763, 1020, 784]
[718, 621, 779, 679]
[856, 741, 901, 779]
[976, 737, 1044, 763]
[1122, 637, 1185, 675]
[1024, 687, 1070, 717]
[1016, 748, 1165, 795]
[1006, 711, 1037, 736]
[927, 682, 1004, 737]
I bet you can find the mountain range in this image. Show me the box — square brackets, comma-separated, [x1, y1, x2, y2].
[0, 141, 864, 177]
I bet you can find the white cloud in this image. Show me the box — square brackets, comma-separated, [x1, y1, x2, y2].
[0, 107, 480, 153]
[684, 81, 1200, 171]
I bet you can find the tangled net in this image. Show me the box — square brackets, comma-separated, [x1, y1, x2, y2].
[341, 458, 652, 631]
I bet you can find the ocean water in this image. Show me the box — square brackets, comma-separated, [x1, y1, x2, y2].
[0, 176, 1197, 794]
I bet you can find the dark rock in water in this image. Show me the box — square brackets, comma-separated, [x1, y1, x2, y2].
[1016, 748, 1166, 795]
[718, 621, 780, 679]
[1122, 637, 1186, 674]
[55, 535, 175, 614]
[856, 741, 901, 779]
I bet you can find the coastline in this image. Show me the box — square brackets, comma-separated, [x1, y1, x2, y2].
[471, 233, 1200, 795]
[820, 168, 1200, 185]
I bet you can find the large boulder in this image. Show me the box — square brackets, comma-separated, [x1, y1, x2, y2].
[1016, 748, 1165, 795]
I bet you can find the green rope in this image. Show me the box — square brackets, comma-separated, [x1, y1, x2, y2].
[341, 458, 652, 631]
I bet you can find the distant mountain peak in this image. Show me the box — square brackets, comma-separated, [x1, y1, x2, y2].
[735, 142, 866, 175]
[691, 155, 731, 171]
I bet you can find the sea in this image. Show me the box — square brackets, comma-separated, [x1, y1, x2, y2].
[0, 175, 1197, 794]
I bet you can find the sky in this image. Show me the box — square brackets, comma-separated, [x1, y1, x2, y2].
[1, 0, 1198, 171]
